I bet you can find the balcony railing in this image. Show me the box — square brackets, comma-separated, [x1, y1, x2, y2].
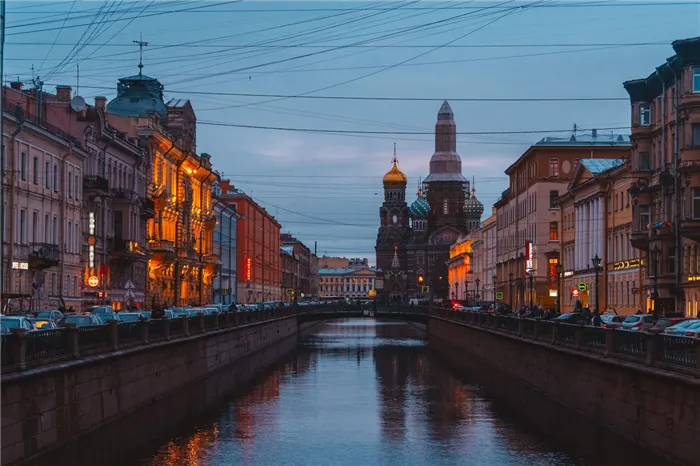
[148, 239, 175, 252]
[111, 188, 137, 201]
[112, 238, 145, 256]
[28, 242, 60, 269]
[83, 175, 109, 192]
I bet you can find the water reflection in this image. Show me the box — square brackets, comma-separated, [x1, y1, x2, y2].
[131, 319, 582, 466]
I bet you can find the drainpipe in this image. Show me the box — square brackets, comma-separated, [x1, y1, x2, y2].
[665, 61, 681, 314]
[58, 146, 73, 310]
[6, 113, 24, 299]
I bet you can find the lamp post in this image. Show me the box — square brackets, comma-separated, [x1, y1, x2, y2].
[555, 262, 562, 316]
[475, 278, 480, 304]
[508, 272, 514, 309]
[651, 245, 660, 315]
[454, 282, 459, 302]
[464, 279, 468, 301]
[492, 274, 497, 311]
[527, 268, 534, 308]
[592, 254, 601, 313]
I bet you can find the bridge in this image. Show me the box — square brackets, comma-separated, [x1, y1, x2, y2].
[297, 305, 428, 325]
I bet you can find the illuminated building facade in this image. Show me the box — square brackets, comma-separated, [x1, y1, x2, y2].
[447, 238, 472, 301]
[103, 71, 218, 307]
[318, 267, 377, 299]
[219, 184, 281, 304]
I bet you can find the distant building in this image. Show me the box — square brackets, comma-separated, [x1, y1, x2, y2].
[449, 211, 496, 303]
[318, 256, 369, 269]
[219, 183, 281, 304]
[280, 245, 299, 303]
[213, 196, 241, 306]
[319, 267, 377, 299]
[281, 234, 318, 298]
[494, 130, 630, 309]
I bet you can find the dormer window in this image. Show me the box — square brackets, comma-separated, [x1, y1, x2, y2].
[639, 103, 651, 126]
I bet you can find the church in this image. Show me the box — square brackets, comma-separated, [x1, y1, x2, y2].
[375, 101, 484, 300]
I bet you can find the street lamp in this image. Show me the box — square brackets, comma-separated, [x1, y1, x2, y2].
[454, 282, 459, 301]
[508, 272, 514, 309]
[555, 262, 562, 316]
[492, 274, 497, 310]
[651, 245, 660, 315]
[527, 269, 534, 309]
[592, 254, 602, 313]
[475, 278, 480, 303]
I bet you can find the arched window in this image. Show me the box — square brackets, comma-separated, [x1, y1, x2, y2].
[443, 198, 449, 214]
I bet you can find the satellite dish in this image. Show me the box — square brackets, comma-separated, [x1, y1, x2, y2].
[70, 95, 86, 112]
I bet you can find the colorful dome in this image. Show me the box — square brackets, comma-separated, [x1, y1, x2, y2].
[383, 152, 407, 186]
[464, 187, 484, 219]
[410, 183, 430, 217]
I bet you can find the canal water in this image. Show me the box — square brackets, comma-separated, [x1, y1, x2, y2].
[122, 319, 585, 466]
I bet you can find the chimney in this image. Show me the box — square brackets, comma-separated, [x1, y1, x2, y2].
[56, 85, 71, 102]
[94, 96, 107, 109]
[591, 128, 597, 139]
[10, 81, 22, 90]
[219, 180, 231, 194]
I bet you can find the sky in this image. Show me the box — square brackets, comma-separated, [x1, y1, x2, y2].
[5, 0, 699, 265]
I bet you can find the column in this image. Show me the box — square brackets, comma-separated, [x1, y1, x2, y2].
[574, 204, 580, 270]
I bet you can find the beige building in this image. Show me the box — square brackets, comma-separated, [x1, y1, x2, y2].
[559, 160, 642, 314]
[2, 87, 86, 311]
[318, 267, 376, 299]
[449, 211, 496, 303]
[494, 132, 631, 309]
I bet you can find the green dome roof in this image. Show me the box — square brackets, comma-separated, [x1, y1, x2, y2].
[106, 74, 167, 119]
[410, 186, 430, 217]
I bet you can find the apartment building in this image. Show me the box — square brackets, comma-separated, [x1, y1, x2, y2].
[494, 131, 630, 309]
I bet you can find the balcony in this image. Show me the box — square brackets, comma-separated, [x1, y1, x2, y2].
[83, 175, 109, 195]
[630, 229, 650, 250]
[203, 254, 221, 265]
[681, 218, 700, 242]
[148, 238, 176, 262]
[28, 243, 60, 269]
[111, 239, 146, 259]
[140, 198, 155, 219]
[111, 188, 137, 203]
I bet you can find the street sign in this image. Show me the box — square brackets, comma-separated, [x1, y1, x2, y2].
[548, 276, 557, 283]
[496, 291, 504, 300]
[571, 288, 580, 297]
[577, 283, 587, 291]
[286, 288, 293, 296]
[88, 276, 99, 288]
[421, 286, 430, 293]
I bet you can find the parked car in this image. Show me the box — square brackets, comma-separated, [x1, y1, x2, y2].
[88, 305, 120, 322]
[59, 314, 105, 327]
[647, 317, 689, 334]
[116, 312, 148, 323]
[0, 323, 8, 334]
[665, 319, 700, 336]
[0, 315, 36, 332]
[681, 321, 700, 337]
[27, 318, 59, 330]
[620, 314, 658, 332]
[600, 314, 626, 329]
[555, 313, 590, 325]
[35, 310, 64, 321]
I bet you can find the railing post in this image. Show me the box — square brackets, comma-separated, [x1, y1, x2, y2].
[108, 321, 119, 351]
[603, 328, 618, 357]
[213, 312, 220, 330]
[517, 318, 525, 336]
[198, 313, 206, 333]
[10, 328, 28, 371]
[532, 320, 541, 340]
[182, 316, 190, 336]
[65, 324, 79, 358]
[574, 324, 584, 350]
[645, 333, 660, 366]
[139, 319, 149, 344]
[551, 321, 560, 345]
[162, 317, 171, 341]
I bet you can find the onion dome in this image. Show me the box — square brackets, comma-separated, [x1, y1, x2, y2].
[464, 185, 484, 219]
[410, 181, 430, 217]
[383, 144, 408, 186]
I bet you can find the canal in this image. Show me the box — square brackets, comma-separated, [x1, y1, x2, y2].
[119, 319, 583, 466]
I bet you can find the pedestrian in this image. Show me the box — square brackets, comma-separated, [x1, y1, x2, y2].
[592, 310, 602, 327]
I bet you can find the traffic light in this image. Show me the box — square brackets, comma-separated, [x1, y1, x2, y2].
[417, 275, 424, 284]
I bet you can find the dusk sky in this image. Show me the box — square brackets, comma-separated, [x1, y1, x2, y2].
[6, 1, 699, 264]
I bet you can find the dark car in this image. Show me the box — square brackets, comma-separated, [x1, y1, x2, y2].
[59, 314, 105, 327]
[647, 317, 689, 334]
[555, 313, 590, 325]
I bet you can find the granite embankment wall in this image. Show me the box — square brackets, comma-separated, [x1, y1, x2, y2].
[428, 316, 699, 466]
[1, 316, 301, 466]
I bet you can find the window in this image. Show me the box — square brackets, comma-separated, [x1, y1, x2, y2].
[549, 222, 558, 241]
[45, 161, 51, 189]
[692, 125, 700, 147]
[638, 151, 652, 171]
[75, 174, 79, 199]
[693, 188, 700, 219]
[549, 190, 559, 209]
[32, 156, 38, 184]
[694, 67, 700, 93]
[44, 214, 50, 243]
[52, 217, 57, 245]
[548, 159, 559, 177]
[19, 209, 26, 244]
[68, 171, 72, 198]
[32, 211, 38, 243]
[639, 103, 651, 126]
[20, 152, 26, 181]
[67, 221, 72, 253]
[639, 205, 650, 230]
[53, 165, 58, 192]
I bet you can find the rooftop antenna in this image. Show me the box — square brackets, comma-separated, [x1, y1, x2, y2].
[133, 34, 149, 76]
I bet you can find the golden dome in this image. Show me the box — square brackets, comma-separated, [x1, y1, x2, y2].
[383, 155, 407, 185]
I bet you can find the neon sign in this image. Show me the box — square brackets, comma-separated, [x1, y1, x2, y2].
[88, 212, 96, 268]
[245, 256, 252, 281]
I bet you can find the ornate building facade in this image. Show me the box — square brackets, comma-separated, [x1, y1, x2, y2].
[375, 102, 483, 300]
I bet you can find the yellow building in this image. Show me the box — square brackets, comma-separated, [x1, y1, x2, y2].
[105, 72, 218, 308]
[447, 237, 472, 301]
[559, 159, 642, 314]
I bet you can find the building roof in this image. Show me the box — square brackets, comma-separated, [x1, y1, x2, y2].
[106, 74, 167, 119]
[580, 158, 625, 175]
[535, 132, 630, 147]
[319, 267, 376, 276]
